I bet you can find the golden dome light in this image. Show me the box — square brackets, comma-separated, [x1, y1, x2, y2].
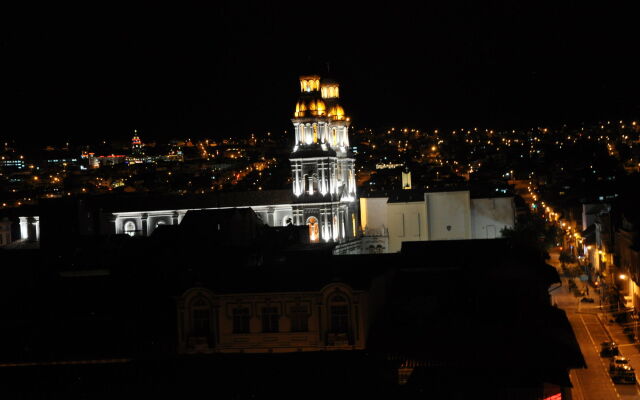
[299, 75, 321, 92]
[328, 105, 345, 120]
[294, 101, 308, 117]
[321, 83, 340, 99]
[314, 99, 326, 116]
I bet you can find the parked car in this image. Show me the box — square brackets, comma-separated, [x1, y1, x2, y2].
[580, 297, 595, 303]
[601, 341, 619, 357]
[610, 356, 630, 372]
[611, 365, 636, 384]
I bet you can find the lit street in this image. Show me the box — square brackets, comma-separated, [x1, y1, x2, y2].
[550, 250, 640, 400]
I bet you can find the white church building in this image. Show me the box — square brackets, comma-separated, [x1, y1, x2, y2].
[360, 189, 516, 253]
[18, 75, 360, 245]
[16, 75, 514, 253]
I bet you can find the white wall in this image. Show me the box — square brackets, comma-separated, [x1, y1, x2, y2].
[360, 197, 388, 235]
[387, 201, 428, 253]
[426, 191, 471, 240]
[471, 197, 515, 239]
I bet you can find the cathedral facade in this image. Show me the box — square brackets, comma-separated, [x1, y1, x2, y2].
[18, 75, 360, 244]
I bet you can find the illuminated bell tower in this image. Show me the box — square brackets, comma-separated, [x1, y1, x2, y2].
[290, 75, 358, 243]
[131, 130, 143, 157]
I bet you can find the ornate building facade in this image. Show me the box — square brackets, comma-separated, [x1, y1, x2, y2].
[290, 75, 358, 242]
[176, 282, 372, 354]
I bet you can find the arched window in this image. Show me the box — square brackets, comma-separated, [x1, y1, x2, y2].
[307, 175, 314, 195]
[124, 221, 136, 237]
[312, 124, 318, 143]
[332, 128, 337, 146]
[329, 294, 350, 333]
[282, 216, 293, 226]
[156, 220, 165, 228]
[307, 216, 319, 242]
[191, 297, 211, 336]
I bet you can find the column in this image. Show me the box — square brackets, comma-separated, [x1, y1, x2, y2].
[141, 213, 148, 236]
[267, 207, 275, 226]
[108, 215, 117, 235]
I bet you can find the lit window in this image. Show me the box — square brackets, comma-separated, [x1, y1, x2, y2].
[124, 221, 136, 236]
[308, 217, 319, 242]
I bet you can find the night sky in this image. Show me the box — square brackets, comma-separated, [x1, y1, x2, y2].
[2, 2, 639, 144]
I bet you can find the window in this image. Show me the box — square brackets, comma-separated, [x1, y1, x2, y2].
[124, 221, 136, 236]
[307, 175, 314, 195]
[290, 306, 309, 332]
[232, 307, 250, 334]
[191, 297, 211, 336]
[329, 295, 350, 333]
[308, 217, 319, 242]
[261, 307, 280, 333]
[192, 309, 211, 336]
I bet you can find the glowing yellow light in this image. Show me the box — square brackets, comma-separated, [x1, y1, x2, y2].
[620, 274, 627, 280]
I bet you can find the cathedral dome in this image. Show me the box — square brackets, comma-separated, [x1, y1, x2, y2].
[294, 99, 326, 117]
[328, 104, 346, 120]
[294, 101, 307, 117]
[321, 80, 340, 99]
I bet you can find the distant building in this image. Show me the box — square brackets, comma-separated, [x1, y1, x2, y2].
[97, 154, 127, 167]
[401, 168, 411, 190]
[0, 157, 25, 171]
[128, 130, 144, 164]
[177, 281, 375, 354]
[361, 189, 516, 253]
